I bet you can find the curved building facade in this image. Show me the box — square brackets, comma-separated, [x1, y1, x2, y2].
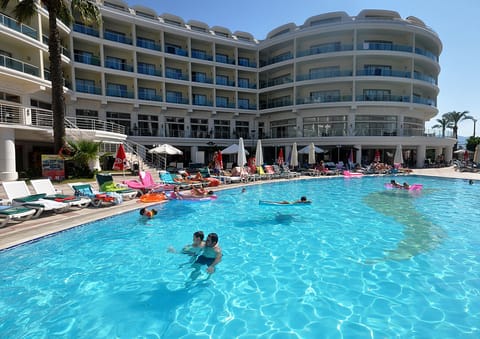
[0, 1, 455, 180]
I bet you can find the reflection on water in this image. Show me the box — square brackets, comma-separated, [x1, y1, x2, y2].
[363, 189, 446, 260]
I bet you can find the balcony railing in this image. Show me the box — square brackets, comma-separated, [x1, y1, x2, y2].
[73, 23, 99, 37]
[165, 45, 188, 57]
[74, 53, 101, 66]
[0, 54, 39, 77]
[413, 96, 435, 106]
[297, 44, 353, 57]
[414, 72, 436, 85]
[191, 50, 213, 61]
[216, 101, 235, 108]
[260, 53, 293, 67]
[215, 77, 235, 86]
[193, 98, 213, 106]
[415, 47, 438, 61]
[260, 98, 293, 109]
[138, 92, 162, 102]
[238, 103, 257, 110]
[296, 95, 353, 104]
[0, 12, 37, 39]
[137, 65, 162, 76]
[104, 31, 132, 45]
[356, 94, 410, 103]
[166, 96, 189, 104]
[105, 59, 133, 72]
[165, 69, 188, 80]
[357, 42, 413, 52]
[215, 54, 235, 65]
[68, 117, 125, 134]
[260, 76, 293, 88]
[76, 83, 102, 95]
[238, 59, 257, 68]
[296, 70, 353, 81]
[136, 38, 161, 51]
[106, 88, 134, 98]
[356, 69, 411, 78]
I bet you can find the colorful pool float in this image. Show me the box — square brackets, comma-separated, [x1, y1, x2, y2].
[138, 192, 168, 203]
[384, 183, 423, 191]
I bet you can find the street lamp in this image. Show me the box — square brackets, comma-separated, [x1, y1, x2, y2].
[473, 118, 477, 137]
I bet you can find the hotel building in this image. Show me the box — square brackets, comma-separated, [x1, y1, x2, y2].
[0, 0, 456, 181]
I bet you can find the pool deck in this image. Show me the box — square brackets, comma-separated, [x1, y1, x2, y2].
[0, 166, 478, 251]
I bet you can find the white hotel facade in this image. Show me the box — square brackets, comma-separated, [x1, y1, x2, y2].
[0, 0, 456, 181]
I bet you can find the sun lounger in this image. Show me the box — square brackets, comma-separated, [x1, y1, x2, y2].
[69, 183, 122, 207]
[0, 205, 39, 227]
[158, 171, 193, 189]
[123, 171, 174, 193]
[30, 179, 91, 208]
[2, 181, 68, 215]
[96, 173, 138, 200]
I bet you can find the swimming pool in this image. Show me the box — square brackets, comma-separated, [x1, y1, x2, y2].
[0, 176, 479, 337]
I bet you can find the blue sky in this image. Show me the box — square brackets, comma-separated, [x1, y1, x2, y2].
[128, 0, 479, 137]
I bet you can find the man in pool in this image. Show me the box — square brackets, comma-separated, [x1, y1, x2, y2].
[192, 233, 222, 276]
[139, 207, 157, 218]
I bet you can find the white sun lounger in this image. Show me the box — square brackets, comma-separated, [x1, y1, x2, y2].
[0, 205, 39, 227]
[30, 179, 91, 208]
[2, 181, 69, 216]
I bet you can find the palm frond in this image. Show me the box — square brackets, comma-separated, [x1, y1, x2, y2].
[11, 0, 37, 23]
[71, 0, 100, 25]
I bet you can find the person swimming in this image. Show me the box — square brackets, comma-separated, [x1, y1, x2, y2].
[140, 207, 157, 218]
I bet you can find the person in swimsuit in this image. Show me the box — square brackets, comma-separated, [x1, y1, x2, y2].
[181, 231, 206, 256]
[139, 207, 157, 218]
[191, 233, 222, 279]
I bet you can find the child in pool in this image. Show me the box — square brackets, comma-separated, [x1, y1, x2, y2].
[139, 207, 157, 218]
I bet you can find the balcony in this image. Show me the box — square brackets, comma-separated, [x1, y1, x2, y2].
[165, 69, 188, 80]
[73, 23, 99, 37]
[76, 82, 102, 95]
[42, 35, 70, 57]
[297, 44, 353, 57]
[193, 98, 213, 106]
[216, 77, 235, 87]
[215, 100, 235, 108]
[137, 64, 162, 77]
[215, 54, 235, 65]
[296, 95, 353, 105]
[138, 92, 162, 102]
[260, 98, 293, 109]
[259, 76, 293, 89]
[296, 70, 353, 81]
[165, 45, 188, 57]
[238, 59, 257, 68]
[0, 12, 37, 39]
[166, 96, 189, 104]
[413, 96, 435, 106]
[106, 88, 134, 98]
[0, 54, 39, 77]
[357, 42, 412, 53]
[415, 47, 438, 61]
[356, 94, 410, 103]
[136, 38, 161, 51]
[356, 69, 410, 78]
[105, 59, 133, 72]
[192, 73, 213, 84]
[74, 53, 101, 66]
[191, 50, 213, 61]
[104, 31, 132, 45]
[238, 103, 257, 110]
[414, 72, 436, 85]
[354, 127, 399, 137]
[260, 52, 293, 67]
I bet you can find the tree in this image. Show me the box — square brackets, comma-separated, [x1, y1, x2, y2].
[466, 136, 480, 152]
[1, 0, 100, 153]
[67, 139, 101, 177]
[432, 117, 453, 137]
[443, 110, 474, 140]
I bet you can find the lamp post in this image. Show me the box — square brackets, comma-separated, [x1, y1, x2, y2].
[473, 118, 477, 137]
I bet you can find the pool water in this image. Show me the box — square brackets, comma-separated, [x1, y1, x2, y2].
[0, 176, 479, 338]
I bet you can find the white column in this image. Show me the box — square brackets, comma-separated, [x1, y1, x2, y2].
[355, 145, 362, 165]
[445, 146, 453, 163]
[435, 147, 443, 163]
[0, 127, 18, 181]
[416, 144, 426, 168]
[190, 145, 198, 164]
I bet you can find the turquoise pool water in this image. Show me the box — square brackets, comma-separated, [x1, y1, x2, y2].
[0, 176, 479, 338]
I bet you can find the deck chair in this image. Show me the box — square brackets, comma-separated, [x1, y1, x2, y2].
[123, 171, 174, 193]
[96, 173, 138, 200]
[2, 181, 68, 215]
[30, 179, 91, 208]
[69, 183, 122, 207]
[158, 171, 192, 190]
[0, 205, 39, 227]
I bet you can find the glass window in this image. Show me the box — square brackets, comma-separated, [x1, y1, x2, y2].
[354, 115, 397, 136]
[310, 90, 340, 103]
[238, 98, 249, 109]
[165, 116, 185, 137]
[213, 119, 230, 139]
[271, 118, 296, 138]
[107, 111, 131, 134]
[302, 116, 347, 137]
[216, 96, 228, 108]
[191, 118, 209, 138]
[238, 78, 250, 88]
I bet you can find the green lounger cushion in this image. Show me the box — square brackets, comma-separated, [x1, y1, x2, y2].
[13, 193, 47, 203]
[0, 206, 34, 215]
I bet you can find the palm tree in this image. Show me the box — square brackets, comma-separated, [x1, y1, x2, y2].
[443, 110, 474, 140]
[1, 0, 100, 153]
[432, 117, 453, 137]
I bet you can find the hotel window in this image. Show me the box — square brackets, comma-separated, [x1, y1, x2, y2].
[74, 50, 93, 64]
[309, 66, 340, 79]
[192, 71, 207, 82]
[76, 78, 96, 94]
[310, 41, 341, 53]
[193, 94, 207, 105]
[107, 83, 128, 97]
[303, 116, 347, 137]
[165, 43, 181, 54]
[166, 91, 184, 103]
[238, 57, 250, 67]
[235, 121, 249, 138]
[363, 40, 392, 50]
[270, 118, 296, 138]
[165, 67, 183, 79]
[355, 115, 397, 136]
[137, 114, 158, 136]
[213, 119, 230, 139]
[191, 118, 209, 138]
[138, 62, 156, 75]
[363, 89, 391, 101]
[216, 53, 228, 63]
[216, 74, 228, 86]
[107, 111, 131, 134]
[238, 78, 250, 88]
[403, 117, 424, 136]
[138, 87, 156, 100]
[165, 117, 185, 137]
[363, 64, 391, 76]
[105, 56, 125, 70]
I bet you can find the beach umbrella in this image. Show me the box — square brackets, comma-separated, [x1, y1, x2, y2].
[474, 145, 480, 163]
[298, 144, 325, 154]
[113, 144, 129, 172]
[393, 144, 404, 165]
[290, 142, 299, 167]
[277, 148, 284, 165]
[222, 143, 249, 155]
[148, 144, 183, 169]
[237, 137, 247, 167]
[308, 142, 316, 164]
[255, 139, 264, 166]
[374, 149, 381, 162]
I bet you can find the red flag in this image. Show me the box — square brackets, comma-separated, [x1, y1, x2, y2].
[113, 144, 130, 170]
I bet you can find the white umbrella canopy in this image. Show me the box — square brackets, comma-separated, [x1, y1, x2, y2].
[148, 144, 183, 155]
[290, 142, 299, 167]
[453, 149, 467, 154]
[298, 144, 325, 154]
[393, 144, 404, 165]
[222, 143, 249, 155]
[474, 145, 480, 163]
[255, 139, 264, 166]
[308, 142, 316, 164]
[237, 137, 247, 166]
